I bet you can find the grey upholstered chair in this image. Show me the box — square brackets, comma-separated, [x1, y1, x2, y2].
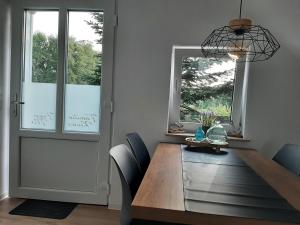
[110, 144, 142, 225]
[273, 144, 300, 176]
[109, 144, 183, 225]
[126, 132, 150, 176]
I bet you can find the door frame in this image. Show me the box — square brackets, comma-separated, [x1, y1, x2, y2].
[9, 0, 116, 204]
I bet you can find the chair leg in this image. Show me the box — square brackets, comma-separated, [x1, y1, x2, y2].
[120, 179, 133, 225]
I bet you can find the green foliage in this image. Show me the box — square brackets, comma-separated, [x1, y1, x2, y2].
[180, 96, 232, 123]
[85, 12, 103, 45]
[67, 38, 101, 85]
[85, 12, 104, 81]
[213, 104, 231, 117]
[32, 32, 58, 83]
[180, 57, 235, 123]
[32, 32, 101, 85]
[32, 12, 104, 85]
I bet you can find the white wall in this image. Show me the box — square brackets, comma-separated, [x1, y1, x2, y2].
[0, 0, 10, 200]
[109, 0, 300, 208]
[241, 0, 300, 158]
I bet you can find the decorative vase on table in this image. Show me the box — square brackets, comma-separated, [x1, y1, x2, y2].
[194, 126, 205, 141]
[206, 122, 227, 143]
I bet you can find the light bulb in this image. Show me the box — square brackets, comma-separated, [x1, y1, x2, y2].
[228, 52, 240, 60]
[228, 48, 246, 60]
[227, 38, 249, 60]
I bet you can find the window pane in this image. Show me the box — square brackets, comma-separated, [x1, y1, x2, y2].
[21, 10, 58, 130]
[64, 11, 103, 133]
[180, 57, 236, 123]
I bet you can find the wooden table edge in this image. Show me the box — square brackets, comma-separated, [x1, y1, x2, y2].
[132, 205, 298, 225]
[132, 143, 185, 211]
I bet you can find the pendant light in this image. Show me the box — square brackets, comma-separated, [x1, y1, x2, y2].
[201, 0, 280, 62]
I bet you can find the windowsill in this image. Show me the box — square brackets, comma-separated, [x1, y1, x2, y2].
[165, 132, 250, 142]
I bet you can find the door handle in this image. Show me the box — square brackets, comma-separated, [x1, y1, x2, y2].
[10, 100, 25, 105]
[10, 93, 24, 117]
[10, 93, 25, 105]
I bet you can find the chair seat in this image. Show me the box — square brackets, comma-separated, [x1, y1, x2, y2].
[273, 144, 300, 176]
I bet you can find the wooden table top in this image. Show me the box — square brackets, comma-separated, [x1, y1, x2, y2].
[132, 143, 300, 225]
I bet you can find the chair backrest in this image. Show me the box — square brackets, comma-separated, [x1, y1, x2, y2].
[126, 132, 150, 175]
[109, 144, 143, 225]
[273, 144, 300, 176]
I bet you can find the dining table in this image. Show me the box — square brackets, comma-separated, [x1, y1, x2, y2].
[132, 143, 300, 225]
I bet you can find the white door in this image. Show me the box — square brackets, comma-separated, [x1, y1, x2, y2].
[9, 0, 115, 204]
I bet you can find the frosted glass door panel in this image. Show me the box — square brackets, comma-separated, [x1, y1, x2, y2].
[21, 10, 58, 130]
[64, 85, 100, 133]
[22, 83, 56, 129]
[64, 11, 103, 133]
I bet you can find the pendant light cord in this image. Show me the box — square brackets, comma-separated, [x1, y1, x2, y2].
[239, 0, 243, 19]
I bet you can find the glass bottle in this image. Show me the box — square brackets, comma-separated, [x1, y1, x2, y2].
[195, 126, 205, 141]
[206, 122, 227, 143]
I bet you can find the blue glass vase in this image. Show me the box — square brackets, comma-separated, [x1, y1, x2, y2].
[195, 126, 205, 141]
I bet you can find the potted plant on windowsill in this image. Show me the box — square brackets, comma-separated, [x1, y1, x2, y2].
[198, 112, 216, 134]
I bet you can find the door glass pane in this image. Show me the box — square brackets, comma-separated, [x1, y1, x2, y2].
[21, 10, 58, 130]
[64, 11, 103, 133]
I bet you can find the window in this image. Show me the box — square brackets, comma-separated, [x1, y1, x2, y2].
[64, 11, 103, 133]
[22, 10, 59, 130]
[168, 46, 249, 135]
[21, 9, 104, 134]
[180, 56, 236, 123]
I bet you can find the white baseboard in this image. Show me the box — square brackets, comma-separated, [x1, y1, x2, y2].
[0, 192, 8, 201]
[108, 203, 121, 210]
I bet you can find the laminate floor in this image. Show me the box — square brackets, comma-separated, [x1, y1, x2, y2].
[0, 198, 120, 225]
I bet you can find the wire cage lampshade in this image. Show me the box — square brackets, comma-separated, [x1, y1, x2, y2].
[201, 0, 280, 62]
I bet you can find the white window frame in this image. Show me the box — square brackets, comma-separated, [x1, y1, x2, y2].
[12, 0, 115, 142]
[168, 46, 247, 134]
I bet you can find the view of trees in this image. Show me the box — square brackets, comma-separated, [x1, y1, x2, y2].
[85, 12, 104, 84]
[67, 37, 101, 85]
[32, 32, 58, 83]
[180, 57, 235, 122]
[32, 12, 103, 85]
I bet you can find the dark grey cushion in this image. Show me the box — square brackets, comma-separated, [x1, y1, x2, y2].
[273, 144, 300, 176]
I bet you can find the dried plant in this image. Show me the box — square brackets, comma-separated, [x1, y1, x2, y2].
[197, 112, 216, 127]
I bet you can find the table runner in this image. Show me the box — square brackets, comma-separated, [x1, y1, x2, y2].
[181, 145, 300, 224]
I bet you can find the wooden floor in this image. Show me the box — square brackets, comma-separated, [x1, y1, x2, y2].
[0, 198, 120, 225]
